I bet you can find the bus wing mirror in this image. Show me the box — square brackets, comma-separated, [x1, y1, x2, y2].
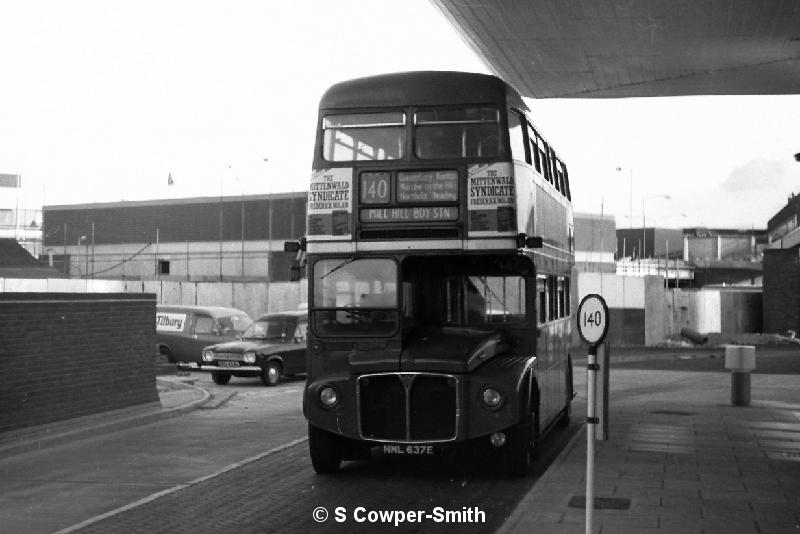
[526, 236, 543, 248]
[284, 237, 307, 253]
[289, 261, 304, 282]
[516, 233, 543, 249]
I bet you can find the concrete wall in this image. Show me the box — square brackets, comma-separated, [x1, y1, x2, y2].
[577, 273, 763, 346]
[0, 293, 158, 433]
[664, 289, 761, 336]
[1, 278, 308, 319]
[576, 273, 659, 346]
[123, 280, 307, 318]
[720, 291, 762, 334]
[666, 290, 721, 336]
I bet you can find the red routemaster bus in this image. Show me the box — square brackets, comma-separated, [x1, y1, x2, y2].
[297, 71, 574, 476]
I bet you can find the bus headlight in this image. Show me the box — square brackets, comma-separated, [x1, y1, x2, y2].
[202, 350, 214, 362]
[319, 386, 340, 409]
[481, 387, 503, 409]
[243, 351, 256, 364]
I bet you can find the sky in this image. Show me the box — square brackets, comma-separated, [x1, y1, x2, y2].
[1, 0, 799, 230]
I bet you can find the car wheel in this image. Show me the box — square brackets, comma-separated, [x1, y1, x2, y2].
[261, 361, 281, 387]
[159, 347, 175, 364]
[211, 372, 231, 385]
[308, 424, 342, 474]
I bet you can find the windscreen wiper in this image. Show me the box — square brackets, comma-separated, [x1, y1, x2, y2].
[321, 257, 356, 279]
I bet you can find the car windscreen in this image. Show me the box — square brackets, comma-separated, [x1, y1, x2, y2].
[217, 313, 253, 334]
[242, 318, 295, 340]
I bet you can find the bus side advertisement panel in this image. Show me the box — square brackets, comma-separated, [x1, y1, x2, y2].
[307, 168, 353, 240]
[513, 161, 536, 236]
[467, 163, 517, 237]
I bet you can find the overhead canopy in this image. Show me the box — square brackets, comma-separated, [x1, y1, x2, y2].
[431, 0, 800, 98]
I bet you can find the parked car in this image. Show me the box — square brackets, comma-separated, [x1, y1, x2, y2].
[156, 305, 253, 366]
[195, 310, 307, 386]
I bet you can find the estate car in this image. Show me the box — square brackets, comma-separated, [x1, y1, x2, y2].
[194, 310, 307, 386]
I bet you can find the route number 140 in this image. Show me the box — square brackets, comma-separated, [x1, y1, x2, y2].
[576, 294, 609, 346]
[583, 310, 603, 327]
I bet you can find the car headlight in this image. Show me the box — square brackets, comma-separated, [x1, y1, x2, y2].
[319, 386, 340, 409]
[481, 387, 503, 409]
[243, 351, 256, 364]
[202, 349, 214, 362]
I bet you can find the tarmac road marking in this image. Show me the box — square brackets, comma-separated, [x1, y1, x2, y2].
[52, 436, 308, 534]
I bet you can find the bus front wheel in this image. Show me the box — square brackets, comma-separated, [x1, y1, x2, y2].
[500, 399, 539, 477]
[309, 424, 342, 474]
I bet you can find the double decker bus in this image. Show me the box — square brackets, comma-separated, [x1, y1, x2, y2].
[299, 71, 574, 476]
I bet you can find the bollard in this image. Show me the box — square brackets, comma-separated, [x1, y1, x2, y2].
[724, 345, 755, 406]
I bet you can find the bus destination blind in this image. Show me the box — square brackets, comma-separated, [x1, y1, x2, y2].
[397, 171, 458, 203]
[360, 206, 458, 223]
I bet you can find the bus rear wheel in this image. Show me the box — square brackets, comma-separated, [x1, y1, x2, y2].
[309, 424, 342, 474]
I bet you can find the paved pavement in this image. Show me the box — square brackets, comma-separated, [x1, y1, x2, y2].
[500, 350, 800, 534]
[0, 375, 209, 459]
[0, 373, 307, 534]
[1, 349, 799, 534]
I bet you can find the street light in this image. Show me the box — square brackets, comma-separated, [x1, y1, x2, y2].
[616, 166, 634, 228]
[642, 195, 671, 259]
[262, 158, 272, 311]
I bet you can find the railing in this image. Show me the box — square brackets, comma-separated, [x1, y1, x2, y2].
[615, 258, 694, 279]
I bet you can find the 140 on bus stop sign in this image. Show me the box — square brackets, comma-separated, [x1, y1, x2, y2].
[577, 294, 609, 346]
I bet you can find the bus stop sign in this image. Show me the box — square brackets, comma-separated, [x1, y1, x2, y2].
[577, 294, 609, 347]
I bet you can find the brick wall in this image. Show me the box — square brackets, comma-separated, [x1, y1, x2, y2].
[0, 293, 158, 433]
[763, 249, 800, 334]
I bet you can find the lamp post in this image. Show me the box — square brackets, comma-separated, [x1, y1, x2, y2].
[219, 168, 225, 281]
[262, 158, 271, 311]
[616, 166, 634, 228]
[78, 235, 88, 277]
[642, 194, 671, 259]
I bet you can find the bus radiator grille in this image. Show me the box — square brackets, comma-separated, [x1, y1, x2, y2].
[409, 375, 456, 440]
[358, 374, 456, 442]
[359, 375, 406, 440]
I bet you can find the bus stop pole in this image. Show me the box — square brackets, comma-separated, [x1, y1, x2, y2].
[586, 343, 597, 534]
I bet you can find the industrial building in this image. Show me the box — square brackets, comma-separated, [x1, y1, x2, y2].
[42, 192, 306, 282]
[573, 212, 616, 273]
[0, 173, 41, 256]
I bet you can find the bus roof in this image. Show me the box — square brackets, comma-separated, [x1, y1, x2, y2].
[319, 71, 529, 111]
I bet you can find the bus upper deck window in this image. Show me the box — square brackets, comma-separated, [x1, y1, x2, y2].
[322, 112, 405, 162]
[414, 107, 503, 160]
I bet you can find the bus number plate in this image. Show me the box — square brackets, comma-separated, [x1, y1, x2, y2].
[382, 444, 434, 455]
